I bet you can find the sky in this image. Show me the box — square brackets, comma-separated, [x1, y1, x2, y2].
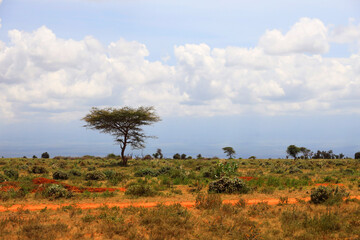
[0, 0, 360, 158]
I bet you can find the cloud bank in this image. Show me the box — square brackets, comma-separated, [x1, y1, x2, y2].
[0, 18, 360, 121]
[0, 0, 2, 28]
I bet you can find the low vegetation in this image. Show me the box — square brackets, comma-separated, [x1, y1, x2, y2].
[0, 156, 359, 239]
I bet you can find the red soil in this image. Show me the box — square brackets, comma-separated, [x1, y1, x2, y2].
[0, 182, 20, 192]
[238, 176, 258, 181]
[30, 177, 127, 193]
[0, 177, 126, 194]
[32, 178, 57, 185]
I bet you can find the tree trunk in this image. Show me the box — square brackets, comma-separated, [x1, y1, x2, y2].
[121, 143, 127, 166]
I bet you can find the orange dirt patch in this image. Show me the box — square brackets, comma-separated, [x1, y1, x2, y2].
[1, 196, 360, 212]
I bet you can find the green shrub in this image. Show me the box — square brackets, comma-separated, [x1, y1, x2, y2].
[354, 152, 360, 159]
[53, 171, 69, 180]
[323, 176, 335, 183]
[82, 214, 96, 223]
[0, 188, 27, 201]
[310, 186, 349, 205]
[125, 184, 157, 197]
[69, 169, 82, 176]
[344, 168, 355, 175]
[57, 161, 67, 169]
[168, 168, 190, 185]
[327, 186, 350, 205]
[134, 168, 158, 177]
[208, 177, 250, 194]
[288, 166, 303, 174]
[3, 169, 19, 180]
[202, 162, 239, 179]
[157, 166, 172, 175]
[106, 153, 120, 159]
[270, 167, 285, 174]
[143, 154, 152, 160]
[103, 169, 116, 179]
[42, 184, 73, 200]
[87, 166, 96, 171]
[266, 176, 281, 187]
[18, 165, 29, 171]
[30, 166, 48, 174]
[18, 177, 35, 194]
[311, 186, 332, 204]
[41, 152, 50, 158]
[202, 167, 216, 179]
[103, 170, 126, 185]
[85, 170, 106, 181]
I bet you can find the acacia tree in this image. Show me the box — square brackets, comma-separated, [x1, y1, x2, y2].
[223, 147, 236, 159]
[152, 148, 163, 159]
[299, 147, 312, 159]
[286, 145, 301, 159]
[83, 106, 161, 166]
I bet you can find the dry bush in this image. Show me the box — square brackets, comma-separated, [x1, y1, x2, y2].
[139, 204, 194, 240]
[195, 193, 222, 210]
[19, 222, 68, 240]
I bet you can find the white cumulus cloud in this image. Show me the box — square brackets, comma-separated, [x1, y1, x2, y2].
[0, 18, 360, 122]
[0, 0, 2, 28]
[259, 18, 329, 55]
[329, 19, 360, 53]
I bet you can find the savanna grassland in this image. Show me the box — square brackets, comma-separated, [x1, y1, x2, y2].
[0, 156, 360, 239]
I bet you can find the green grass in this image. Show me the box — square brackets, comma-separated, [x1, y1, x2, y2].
[0, 157, 359, 202]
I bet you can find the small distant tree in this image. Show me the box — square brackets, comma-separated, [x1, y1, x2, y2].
[355, 152, 360, 159]
[222, 147, 235, 159]
[41, 152, 50, 159]
[152, 148, 163, 159]
[173, 153, 181, 159]
[312, 149, 337, 159]
[32, 155, 38, 159]
[106, 153, 120, 159]
[143, 154, 152, 160]
[181, 154, 187, 159]
[197, 154, 203, 159]
[299, 147, 311, 159]
[286, 145, 300, 159]
[83, 106, 161, 166]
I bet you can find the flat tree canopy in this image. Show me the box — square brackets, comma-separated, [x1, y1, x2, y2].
[223, 147, 236, 159]
[82, 106, 161, 166]
[286, 145, 300, 159]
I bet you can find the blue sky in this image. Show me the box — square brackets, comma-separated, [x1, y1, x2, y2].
[0, 0, 359, 158]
